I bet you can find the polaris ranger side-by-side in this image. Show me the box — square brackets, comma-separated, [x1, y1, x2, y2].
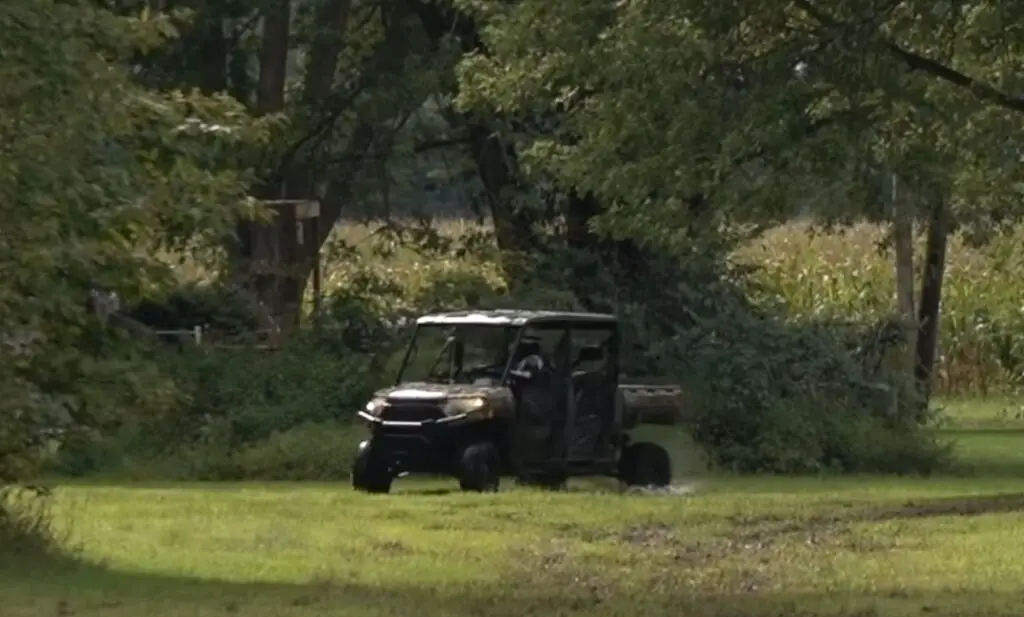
[352, 310, 682, 493]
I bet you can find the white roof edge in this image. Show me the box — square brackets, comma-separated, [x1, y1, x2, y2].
[416, 313, 520, 325]
[415, 311, 617, 326]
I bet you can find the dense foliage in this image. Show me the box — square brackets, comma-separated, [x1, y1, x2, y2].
[0, 0, 269, 483]
[4, 0, 1023, 486]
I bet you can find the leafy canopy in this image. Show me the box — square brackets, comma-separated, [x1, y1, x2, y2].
[0, 0, 269, 481]
[455, 0, 1024, 243]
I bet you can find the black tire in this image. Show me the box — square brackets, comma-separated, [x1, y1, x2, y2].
[618, 441, 671, 488]
[352, 441, 393, 494]
[457, 441, 501, 492]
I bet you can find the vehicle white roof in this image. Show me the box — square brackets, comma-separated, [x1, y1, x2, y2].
[415, 309, 616, 326]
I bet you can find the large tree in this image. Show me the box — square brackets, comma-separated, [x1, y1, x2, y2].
[112, 0, 460, 328]
[0, 0, 263, 480]
[454, 0, 1024, 401]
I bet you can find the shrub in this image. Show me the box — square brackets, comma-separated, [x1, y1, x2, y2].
[209, 422, 361, 481]
[54, 263, 416, 480]
[679, 312, 951, 474]
[0, 486, 71, 569]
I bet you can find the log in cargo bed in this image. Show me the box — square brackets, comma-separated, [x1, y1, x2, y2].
[619, 383, 692, 426]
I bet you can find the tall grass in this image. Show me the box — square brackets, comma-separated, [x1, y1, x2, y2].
[736, 222, 1024, 397]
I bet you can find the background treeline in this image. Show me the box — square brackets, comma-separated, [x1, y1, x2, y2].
[3, 0, 1023, 485]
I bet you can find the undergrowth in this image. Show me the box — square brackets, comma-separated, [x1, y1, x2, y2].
[0, 486, 72, 569]
[42, 222, 953, 480]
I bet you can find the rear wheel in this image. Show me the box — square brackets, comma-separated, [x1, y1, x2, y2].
[457, 441, 501, 492]
[618, 441, 671, 488]
[352, 441, 393, 494]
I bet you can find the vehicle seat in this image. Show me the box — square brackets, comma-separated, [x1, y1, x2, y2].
[571, 345, 606, 404]
[568, 345, 614, 459]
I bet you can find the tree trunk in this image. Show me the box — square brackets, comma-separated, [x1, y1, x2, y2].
[232, 0, 294, 330]
[194, 9, 228, 95]
[411, 0, 539, 280]
[890, 174, 917, 416]
[256, 0, 290, 115]
[565, 190, 650, 310]
[302, 0, 352, 103]
[230, 0, 352, 332]
[230, 0, 420, 330]
[914, 196, 949, 408]
[467, 122, 537, 256]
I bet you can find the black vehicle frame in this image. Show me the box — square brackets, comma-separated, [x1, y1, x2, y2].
[352, 310, 673, 493]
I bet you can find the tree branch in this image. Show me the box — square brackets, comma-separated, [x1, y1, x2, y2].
[793, 0, 1024, 114]
[413, 136, 471, 153]
[885, 43, 1024, 114]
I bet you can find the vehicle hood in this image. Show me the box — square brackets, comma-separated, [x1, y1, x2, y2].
[372, 382, 506, 401]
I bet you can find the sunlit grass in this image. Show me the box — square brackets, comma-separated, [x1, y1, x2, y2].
[6, 399, 1024, 617]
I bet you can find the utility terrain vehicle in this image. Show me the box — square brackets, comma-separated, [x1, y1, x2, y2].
[352, 310, 683, 493]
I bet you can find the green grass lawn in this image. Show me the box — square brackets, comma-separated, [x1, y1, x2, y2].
[5, 398, 1024, 617]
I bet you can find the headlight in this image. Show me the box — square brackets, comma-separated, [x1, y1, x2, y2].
[445, 397, 486, 415]
[364, 397, 387, 414]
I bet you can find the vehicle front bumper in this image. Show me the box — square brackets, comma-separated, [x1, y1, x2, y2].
[356, 411, 471, 474]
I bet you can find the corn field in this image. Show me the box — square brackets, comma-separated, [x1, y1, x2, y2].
[737, 222, 1024, 397]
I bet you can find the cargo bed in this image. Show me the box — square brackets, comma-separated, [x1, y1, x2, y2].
[619, 383, 688, 426]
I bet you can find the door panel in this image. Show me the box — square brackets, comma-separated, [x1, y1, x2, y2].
[512, 372, 568, 468]
[568, 373, 617, 461]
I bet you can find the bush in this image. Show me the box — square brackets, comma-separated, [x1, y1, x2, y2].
[110, 422, 360, 481]
[679, 312, 951, 474]
[197, 422, 360, 481]
[0, 486, 70, 568]
[51, 338, 379, 479]
[54, 266, 409, 480]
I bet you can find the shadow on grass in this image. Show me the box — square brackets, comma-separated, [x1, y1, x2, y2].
[401, 486, 458, 496]
[942, 427, 1024, 477]
[5, 483, 1024, 617]
[713, 492, 1024, 552]
[947, 427, 1024, 436]
[3, 553, 1021, 617]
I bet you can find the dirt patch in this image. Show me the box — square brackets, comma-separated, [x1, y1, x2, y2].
[857, 493, 1024, 522]
[546, 493, 1024, 580]
[504, 541, 612, 610]
[617, 516, 908, 564]
[724, 493, 1024, 540]
[368, 539, 410, 554]
[619, 522, 679, 548]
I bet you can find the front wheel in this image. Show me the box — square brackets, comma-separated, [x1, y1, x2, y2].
[352, 440, 393, 494]
[457, 441, 501, 492]
[618, 441, 671, 488]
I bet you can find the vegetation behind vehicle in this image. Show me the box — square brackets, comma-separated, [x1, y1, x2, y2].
[13, 0, 1021, 489]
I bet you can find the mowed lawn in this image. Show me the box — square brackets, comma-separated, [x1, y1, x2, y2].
[6, 399, 1024, 617]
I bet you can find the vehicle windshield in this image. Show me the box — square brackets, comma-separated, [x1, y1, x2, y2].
[396, 324, 519, 384]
